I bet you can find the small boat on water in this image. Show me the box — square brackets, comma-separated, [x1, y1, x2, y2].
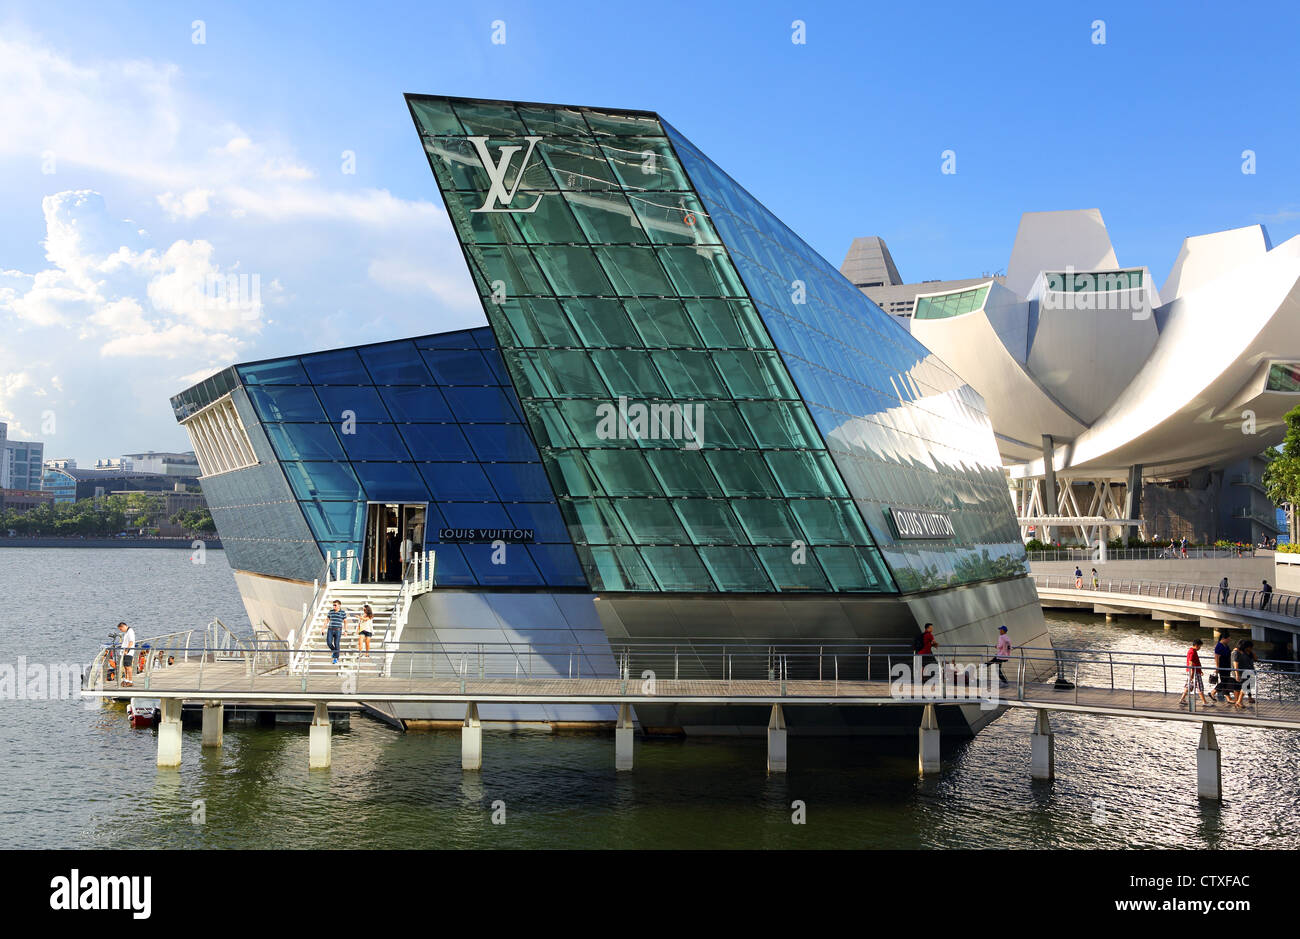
[127, 698, 159, 728]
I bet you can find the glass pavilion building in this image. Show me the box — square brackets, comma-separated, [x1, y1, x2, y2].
[173, 95, 1051, 733]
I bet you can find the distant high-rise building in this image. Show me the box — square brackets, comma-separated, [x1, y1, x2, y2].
[0, 422, 44, 491]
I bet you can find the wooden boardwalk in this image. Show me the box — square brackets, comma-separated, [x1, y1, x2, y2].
[89, 662, 1300, 731]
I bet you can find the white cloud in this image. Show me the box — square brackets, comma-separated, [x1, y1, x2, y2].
[156, 188, 213, 220]
[0, 34, 478, 462]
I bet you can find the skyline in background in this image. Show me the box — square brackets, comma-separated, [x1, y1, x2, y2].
[1, 0, 1298, 463]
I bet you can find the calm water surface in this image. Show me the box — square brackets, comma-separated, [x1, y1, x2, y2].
[1, 547, 1297, 849]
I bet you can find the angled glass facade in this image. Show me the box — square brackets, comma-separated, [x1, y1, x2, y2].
[175, 93, 1029, 599]
[174, 329, 587, 588]
[662, 122, 1026, 591]
[409, 94, 894, 594]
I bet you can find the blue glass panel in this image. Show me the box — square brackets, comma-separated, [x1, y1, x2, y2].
[460, 541, 543, 585]
[282, 461, 365, 501]
[378, 385, 453, 422]
[264, 423, 346, 462]
[505, 502, 571, 543]
[418, 462, 495, 501]
[467, 423, 539, 462]
[351, 462, 429, 501]
[238, 358, 308, 385]
[443, 386, 522, 422]
[397, 423, 476, 461]
[298, 499, 365, 541]
[300, 348, 372, 385]
[526, 543, 588, 586]
[420, 348, 495, 385]
[437, 501, 514, 530]
[426, 543, 477, 586]
[314, 385, 391, 423]
[484, 462, 555, 502]
[338, 424, 412, 462]
[246, 385, 325, 422]
[358, 340, 434, 384]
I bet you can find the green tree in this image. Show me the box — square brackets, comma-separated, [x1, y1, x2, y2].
[1262, 404, 1300, 540]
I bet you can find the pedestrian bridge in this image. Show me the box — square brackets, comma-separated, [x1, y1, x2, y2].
[82, 637, 1300, 802]
[1031, 573, 1300, 645]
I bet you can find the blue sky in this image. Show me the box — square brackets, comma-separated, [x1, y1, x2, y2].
[1, 0, 1297, 462]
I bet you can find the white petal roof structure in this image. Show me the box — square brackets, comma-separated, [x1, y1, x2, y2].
[845, 211, 1300, 544]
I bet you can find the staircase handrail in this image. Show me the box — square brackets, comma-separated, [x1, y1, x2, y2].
[382, 550, 435, 677]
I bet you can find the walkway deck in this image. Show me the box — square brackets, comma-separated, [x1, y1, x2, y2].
[90, 661, 1300, 731]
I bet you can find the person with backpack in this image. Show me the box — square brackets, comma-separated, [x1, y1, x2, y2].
[1210, 630, 1232, 701]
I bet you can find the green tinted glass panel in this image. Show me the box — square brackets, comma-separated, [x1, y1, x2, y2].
[531, 245, 614, 295]
[512, 195, 586, 244]
[766, 450, 849, 497]
[698, 546, 773, 591]
[757, 547, 831, 592]
[590, 350, 667, 397]
[627, 192, 721, 245]
[686, 299, 773, 349]
[673, 500, 747, 545]
[614, 499, 688, 544]
[595, 246, 675, 296]
[652, 350, 727, 398]
[578, 544, 657, 590]
[639, 546, 713, 591]
[601, 138, 690, 191]
[548, 451, 605, 497]
[644, 450, 722, 496]
[584, 449, 663, 496]
[626, 298, 702, 347]
[541, 138, 620, 190]
[738, 400, 822, 449]
[409, 97, 464, 135]
[568, 499, 630, 544]
[498, 298, 578, 347]
[814, 546, 888, 591]
[705, 451, 778, 496]
[562, 299, 643, 348]
[564, 190, 646, 244]
[789, 500, 872, 545]
[731, 500, 802, 545]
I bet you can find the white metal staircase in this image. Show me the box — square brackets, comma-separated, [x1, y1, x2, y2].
[290, 551, 434, 677]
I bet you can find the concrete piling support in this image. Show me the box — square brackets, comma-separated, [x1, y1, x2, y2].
[462, 702, 482, 771]
[767, 704, 788, 773]
[308, 702, 331, 769]
[615, 704, 634, 771]
[157, 698, 183, 769]
[918, 704, 941, 775]
[1030, 709, 1054, 780]
[201, 701, 224, 749]
[1196, 722, 1221, 801]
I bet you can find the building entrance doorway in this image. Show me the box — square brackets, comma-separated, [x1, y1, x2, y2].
[362, 503, 426, 583]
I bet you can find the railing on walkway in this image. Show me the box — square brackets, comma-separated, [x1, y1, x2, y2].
[86, 638, 1300, 722]
[81, 620, 278, 692]
[1027, 547, 1257, 562]
[1031, 573, 1300, 620]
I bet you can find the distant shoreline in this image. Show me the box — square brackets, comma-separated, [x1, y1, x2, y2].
[0, 537, 222, 549]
